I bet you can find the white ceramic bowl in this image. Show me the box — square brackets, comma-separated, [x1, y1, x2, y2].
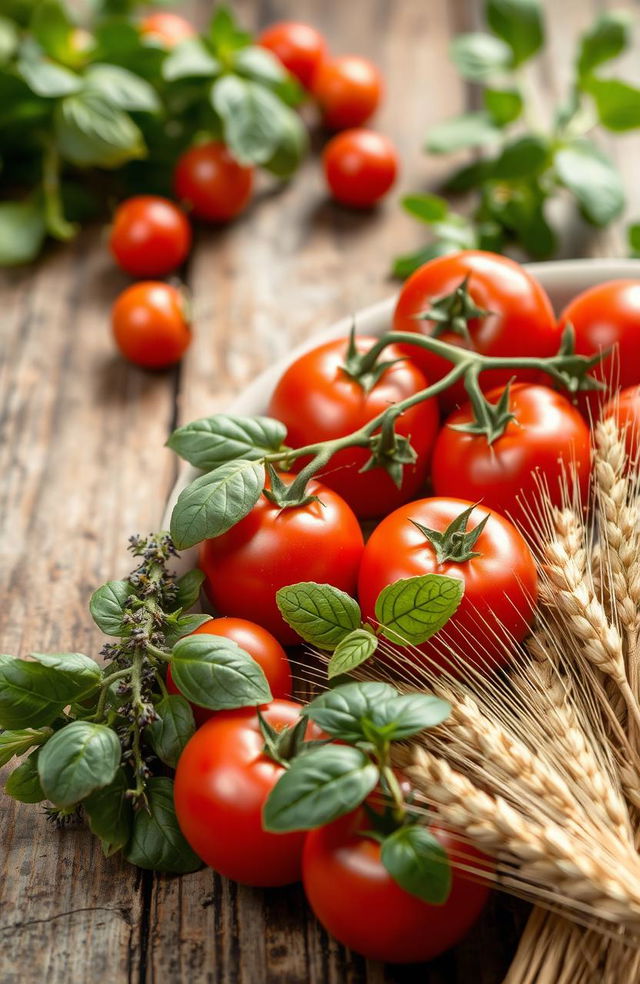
[162, 258, 640, 577]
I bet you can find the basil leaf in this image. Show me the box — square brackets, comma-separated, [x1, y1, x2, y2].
[276, 582, 361, 649]
[171, 633, 272, 710]
[372, 693, 451, 740]
[55, 92, 145, 168]
[164, 613, 212, 647]
[18, 54, 82, 97]
[0, 728, 46, 767]
[487, 0, 544, 67]
[167, 414, 286, 470]
[38, 721, 121, 807]
[234, 45, 287, 87]
[381, 826, 452, 904]
[449, 32, 512, 82]
[84, 64, 160, 113]
[170, 458, 265, 550]
[426, 112, 501, 154]
[146, 695, 195, 768]
[401, 194, 449, 223]
[491, 135, 549, 179]
[0, 200, 46, 266]
[328, 629, 378, 680]
[262, 744, 378, 832]
[305, 681, 399, 742]
[583, 77, 640, 132]
[30, 652, 101, 696]
[0, 16, 18, 63]
[90, 579, 133, 636]
[212, 75, 292, 166]
[5, 752, 45, 804]
[577, 11, 631, 79]
[125, 777, 201, 873]
[31, 0, 78, 65]
[175, 569, 206, 611]
[0, 653, 100, 728]
[84, 767, 132, 856]
[207, 6, 251, 55]
[162, 38, 221, 81]
[262, 108, 308, 178]
[484, 87, 523, 125]
[375, 574, 464, 646]
[555, 140, 625, 226]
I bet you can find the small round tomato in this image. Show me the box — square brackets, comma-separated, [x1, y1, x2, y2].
[358, 497, 538, 672]
[258, 21, 327, 89]
[603, 385, 640, 464]
[111, 282, 190, 369]
[312, 55, 382, 129]
[201, 474, 364, 644]
[166, 617, 292, 727]
[109, 196, 191, 277]
[431, 384, 592, 530]
[392, 251, 559, 414]
[174, 142, 254, 222]
[174, 700, 310, 885]
[267, 336, 437, 518]
[323, 129, 398, 208]
[139, 12, 196, 47]
[303, 810, 490, 963]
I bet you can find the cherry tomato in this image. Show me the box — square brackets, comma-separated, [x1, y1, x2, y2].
[166, 617, 292, 727]
[109, 196, 191, 278]
[559, 280, 640, 416]
[312, 55, 382, 129]
[323, 128, 398, 208]
[139, 12, 196, 48]
[201, 473, 364, 644]
[431, 384, 592, 531]
[303, 809, 490, 963]
[392, 251, 559, 414]
[174, 142, 254, 222]
[603, 386, 640, 464]
[174, 700, 311, 885]
[267, 336, 437, 518]
[258, 21, 327, 89]
[358, 497, 538, 672]
[111, 282, 190, 369]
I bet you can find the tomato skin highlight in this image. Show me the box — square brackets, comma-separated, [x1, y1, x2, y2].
[201, 475, 365, 644]
[603, 385, 640, 464]
[109, 196, 191, 277]
[312, 55, 382, 129]
[267, 336, 438, 518]
[302, 810, 490, 963]
[323, 129, 398, 208]
[111, 281, 190, 369]
[392, 250, 559, 414]
[358, 497, 538, 672]
[258, 21, 327, 89]
[174, 142, 254, 222]
[174, 701, 309, 886]
[139, 12, 196, 47]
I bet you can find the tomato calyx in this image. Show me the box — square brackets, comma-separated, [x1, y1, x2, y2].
[262, 463, 321, 510]
[257, 709, 319, 766]
[415, 276, 491, 341]
[410, 503, 489, 563]
[341, 324, 403, 394]
[552, 322, 609, 393]
[361, 416, 418, 488]
[452, 375, 517, 445]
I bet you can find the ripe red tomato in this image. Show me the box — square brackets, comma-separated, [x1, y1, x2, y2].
[603, 385, 640, 464]
[312, 55, 382, 129]
[358, 497, 538, 672]
[267, 336, 437, 518]
[431, 384, 592, 530]
[201, 474, 364, 644]
[392, 251, 559, 414]
[258, 21, 327, 89]
[139, 12, 196, 48]
[303, 810, 490, 963]
[174, 142, 254, 222]
[174, 700, 310, 885]
[323, 129, 398, 208]
[109, 196, 191, 277]
[559, 280, 640, 416]
[166, 617, 292, 727]
[111, 282, 190, 369]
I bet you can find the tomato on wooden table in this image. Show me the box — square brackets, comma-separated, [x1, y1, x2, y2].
[111, 281, 191, 369]
[604, 386, 640, 464]
[174, 142, 254, 222]
[109, 196, 191, 277]
[323, 129, 398, 208]
[258, 21, 327, 89]
[312, 55, 382, 129]
[139, 12, 196, 47]
[267, 336, 437, 518]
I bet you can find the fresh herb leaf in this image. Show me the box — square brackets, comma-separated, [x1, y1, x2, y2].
[276, 582, 362, 649]
[375, 574, 464, 646]
[90, 579, 134, 636]
[555, 140, 625, 226]
[84, 767, 132, 856]
[38, 721, 121, 807]
[146, 694, 195, 768]
[487, 0, 544, 66]
[5, 751, 45, 804]
[171, 633, 272, 710]
[381, 826, 452, 904]
[124, 777, 201, 873]
[328, 629, 378, 679]
[170, 458, 265, 550]
[167, 414, 286, 470]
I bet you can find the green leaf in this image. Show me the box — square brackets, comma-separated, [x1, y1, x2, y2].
[262, 744, 379, 832]
[304, 681, 398, 742]
[29, 652, 101, 696]
[0, 728, 47, 767]
[18, 54, 82, 97]
[146, 695, 195, 768]
[233, 45, 287, 87]
[162, 38, 221, 81]
[444, 160, 492, 192]
[381, 826, 452, 904]
[125, 777, 201, 873]
[371, 692, 451, 740]
[426, 112, 501, 154]
[327, 629, 378, 679]
[5, 752, 45, 804]
[491, 135, 549, 179]
[629, 222, 640, 256]
[0, 200, 46, 266]
[90, 579, 133, 636]
[170, 458, 265, 550]
[276, 582, 362, 649]
[207, 5, 251, 56]
[0, 653, 100, 728]
[262, 107, 308, 178]
[583, 77, 640, 132]
[164, 613, 212, 647]
[555, 140, 625, 226]
[487, 0, 544, 67]
[0, 16, 18, 63]
[30, 0, 78, 65]
[84, 767, 132, 856]
[449, 32, 512, 82]
[375, 574, 464, 646]
[171, 633, 272, 710]
[484, 87, 523, 125]
[175, 569, 205, 611]
[392, 242, 458, 279]
[577, 11, 631, 79]
[401, 194, 449, 223]
[38, 721, 121, 807]
[84, 64, 160, 113]
[55, 92, 145, 167]
[167, 414, 286, 470]
[211, 75, 291, 166]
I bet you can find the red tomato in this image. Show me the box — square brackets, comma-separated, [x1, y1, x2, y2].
[392, 251, 559, 414]
[267, 336, 437, 518]
[174, 142, 254, 222]
[258, 21, 327, 89]
[139, 12, 196, 47]
[312, 55, 382, 129]
[111, 282, 190, 369]
[109, 196, 191, 277]
[559, 280, 640, 416]
[166, 617, 292, 727]
[358, 497, 538, 672]
[603, 385, 640, 464]
[303, 810, 490, 963]
[323, 129, 398, 208]
[174, 701, 310, 886]
[431, 384, 592, 531]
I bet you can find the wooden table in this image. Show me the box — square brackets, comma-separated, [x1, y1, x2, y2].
[2, 0, 640, 980]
